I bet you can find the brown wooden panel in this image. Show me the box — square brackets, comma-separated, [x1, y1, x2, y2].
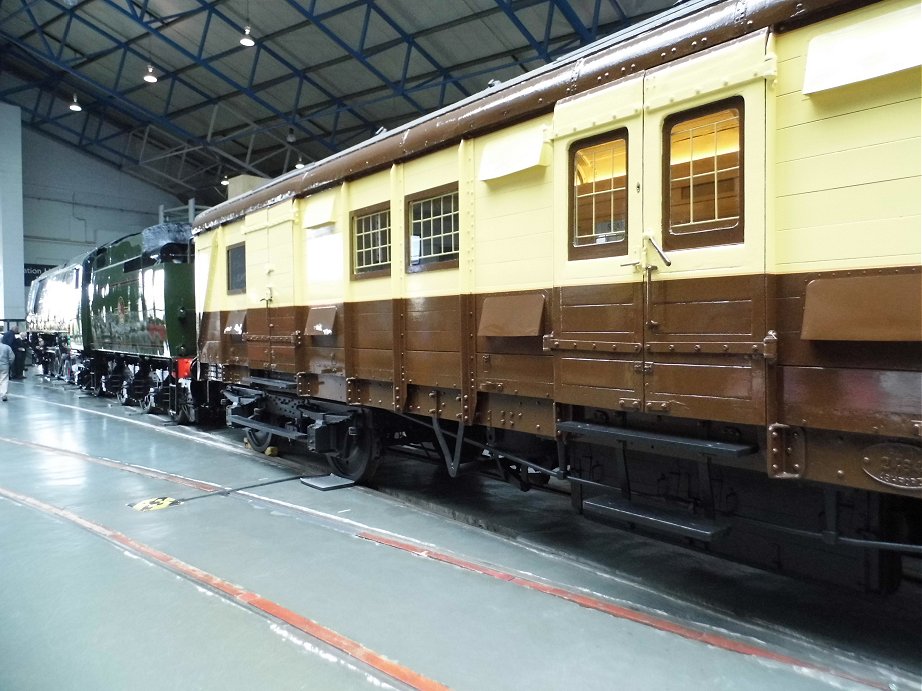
[306, 305, 337, 336]
[646, 357, 764, 425]
[774, 267, 922, 370]
[656, 300, 754, 337]
[802, 274, 921, 341]
[652, 274, 762, 340]
[405, 350, 461, 389]
[558, 355, 637, 391]
[560, 303, 636, 336]
[476, 353, 553, 398]
[781, 366, 922, 438]
[478, 293, 545, 337]
[352, 348, 394, 381]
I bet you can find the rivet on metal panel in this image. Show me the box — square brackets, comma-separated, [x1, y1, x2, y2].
[694, 345, 701, 352]
[837, 470, 845, 478]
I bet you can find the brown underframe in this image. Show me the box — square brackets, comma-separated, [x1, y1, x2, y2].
[350, 201, 392, 280]
[404, 182, 461, 274]
[661, 96, 745, 252]
[568, 128, 630, 262]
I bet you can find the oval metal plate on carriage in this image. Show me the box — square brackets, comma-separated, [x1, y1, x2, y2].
[862, 443, 922, 491]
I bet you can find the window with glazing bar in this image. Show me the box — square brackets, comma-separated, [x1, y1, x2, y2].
[570, 130, 628, 260]
[406, 184, 459, 272]
[352, 204, 391, 278]
[664, 98, 743, 250]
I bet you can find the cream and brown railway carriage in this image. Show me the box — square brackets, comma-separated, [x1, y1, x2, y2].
[193, 0, 921, 589]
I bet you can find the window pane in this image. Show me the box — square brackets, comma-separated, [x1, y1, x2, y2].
[667, 105, 741, 241]
[353, 208, 391, 274]
[409, 190, 459, 266]
[572, 134, 628, 252]
[227, 244, 246, 292]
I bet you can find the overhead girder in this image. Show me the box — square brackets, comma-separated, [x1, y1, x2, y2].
[0, 0, 643, 205]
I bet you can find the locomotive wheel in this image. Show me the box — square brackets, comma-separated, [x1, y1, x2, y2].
[140, 392, 157, 414]
[170, 387, 193, 425]
[245, 429, 275, 454]
[326, 412, 380, 483]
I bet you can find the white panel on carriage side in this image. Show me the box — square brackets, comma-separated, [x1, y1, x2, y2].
[478, 122, 550, 181]
[802, 3, 922, 94]
[302, 188, 339, 229]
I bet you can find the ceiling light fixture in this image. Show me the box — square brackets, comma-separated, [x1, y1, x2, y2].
[240, 25, 255, 47]
[294, 156, 305, 169]
[220, 175, 229, 186]
[143, 64, 158, 83]
[286, 127, 296, 143]
[69, 94, 82, 112]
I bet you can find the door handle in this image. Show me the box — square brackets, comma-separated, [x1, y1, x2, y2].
[644, 233, 671, 267]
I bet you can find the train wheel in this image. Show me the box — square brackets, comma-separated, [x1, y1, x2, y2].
[327, 412, 380, 482]
[140, 391, 157, 414]
[245, 429, 275, 454]
[170, 387, 193, 425]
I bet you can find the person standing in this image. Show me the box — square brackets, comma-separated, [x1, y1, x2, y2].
[0, 339, 13, 401]
[11, 330, 26, 379]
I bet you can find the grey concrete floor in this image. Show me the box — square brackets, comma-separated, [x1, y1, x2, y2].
[0, 371, 919, 691]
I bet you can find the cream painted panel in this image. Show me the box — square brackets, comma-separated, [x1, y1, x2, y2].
[553, 75, 642, 137]
[266, 221, 296, 308]
[775, 139, 919, 197]
[553, 77, 644, 288]
[802, 3, 922, 94]
[302, 188, 339, 229]
[775, 217, 921, 270]
[776, 69, 920, 130]
[347, 168, 392, 211]
[304, 226, 346, 302]
[478, 119, 550, 180]
[403, 145, 458, 195]
[642, 33, 770, 280]
[245, 228, 269, 309]
[776, 178, 921, 231]
[244, 208, 268, 234]
[769, 0, 919, 62]
[203, 220, 251, 313]
[194, 241, 213, 317]
[267, 198, 296, 226]
[473, 121, 554, 292]
[644, 31, 774, 110]
[776, 98, 920, 162]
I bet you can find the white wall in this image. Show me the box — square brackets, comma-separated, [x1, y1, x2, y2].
[22, 127, 181, 268]
[0, 103, 25, 322]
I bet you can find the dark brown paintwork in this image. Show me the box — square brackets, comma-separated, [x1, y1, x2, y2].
[801, 272, 922, 341]
[192, 0, 866, 234]
[199, 260, 921, 496]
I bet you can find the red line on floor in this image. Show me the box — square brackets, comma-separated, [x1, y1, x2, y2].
[0, 485, 449, 691]
[357, 532, 887, 690]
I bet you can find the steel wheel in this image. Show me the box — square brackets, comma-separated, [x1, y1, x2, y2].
[327, 411, 379, 482]
[245, 428, 275, 454]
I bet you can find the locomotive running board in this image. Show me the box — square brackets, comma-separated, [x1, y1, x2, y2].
[582, 495, 729, 542]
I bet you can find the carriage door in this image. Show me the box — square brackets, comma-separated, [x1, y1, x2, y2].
[638, 32, 775, 426]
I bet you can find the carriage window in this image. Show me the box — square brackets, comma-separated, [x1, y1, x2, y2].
[227, 243, 246, 293]
[664, 98, 743, 250]
[406, 184, 459, 272]
[352, 204, 391, 278]
[570, 131, 628, 260]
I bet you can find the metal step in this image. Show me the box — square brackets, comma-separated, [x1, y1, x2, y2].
[557, 421, 756, 461]
[583, 495, 729, 542]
